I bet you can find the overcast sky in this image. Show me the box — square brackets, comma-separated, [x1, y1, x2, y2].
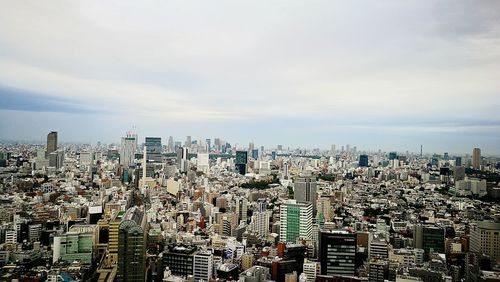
[1, 1, 499, 154]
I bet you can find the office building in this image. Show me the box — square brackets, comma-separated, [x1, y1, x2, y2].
[49, 150, 64, 169]
[388, 152, 397, 160]
[370, 236, 388, 259]
[117, 207, 147, 282]
[120, 133, 138, 168]
[359, 154, 369, 167]
[413, 225, 445, 259]
[318, 230, 357, 276]
[235, 150, 248, 175]
[177, 146, 188, 172]
[145, 137, 162, 162]
[303, 259, 318, 282]
[294, 178, 317, 213]
[369, 259, 388, 282]
[470, 220, 500, 262]
[47, 131, 58, 155]
[472, 148, 481, 169]
[236, 197, 248, 223]
[193, 250, 213, 281]
[280, 200, 312, 243]
[167, 136, 174, 153]
[241, 253, 254, 271]
[197, 153, 209, 174]
[251, 149, 259, 160]
[53, 225, 98, 264]
[455, 157, 462, 167]
[162, 243, 197, 277]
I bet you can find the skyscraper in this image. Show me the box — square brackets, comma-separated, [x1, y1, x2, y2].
[117, 207, 147, 282]
[279, 200, 312, 243]
[318, 230, 357, 276]
[235, 150, 248, 175]
[185, 136, 192, 147]
[205, 138, 211, 152]
[294, 178, 317, 213]
[359, 154, 369, 167]
[120, 133, 138, 168]
[177, 146, 188, 172]
[413, 224, 445, 259]
[472, 148, 481, 170]
[145, 137, 162, 162]
[251, 149, 259, 160]
[47, 131, 58, 155]
[167, 136, 174, 153]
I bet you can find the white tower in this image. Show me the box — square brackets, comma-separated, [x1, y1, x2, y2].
[142, 145, 147, 189]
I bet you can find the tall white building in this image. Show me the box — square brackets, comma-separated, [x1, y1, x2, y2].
[249, 199, 269, 238]
[177, 147, 189, 172]
[194, 250, 213, 281]
[280, 200, 313, 243]
[197, 153, 210, 174]
[120, 133, 138, 168]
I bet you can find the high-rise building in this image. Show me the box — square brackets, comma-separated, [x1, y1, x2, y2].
[167, 136, 174, 153]
[162, 243, 197, 277]
[197, 153, 209, 174]
[251, 199, 269, 238]
[455, 157, 462, 167]
[413, 224, 445, 259]
[470, 220, 500, 263]
[369, 236, 388, 259]
[235, 151, 248, 175]
[251, 149, 259, 160]
[177, 147, 188, 172]
[120, 133, 138, 168]
[205, 138, 211, 152]
[330, 144, 336, 155]
[359, 154, 369, 167]
[236, 198, 248, 223]
[106, 211, 126, 266]
[49, 150, 64, 169]
[472, 148, 481, 170]
[145, 137, 162, 162]
[117, 207, 147, 282]
[279, 200, 312, 243]
[294, 178, 317, 213]
[193, 250, 213, 281]
[185, 136, 192, 147]
[47, 131, 58, 155]
[369, 259, 388, 282]
[318, 230, 357, 277]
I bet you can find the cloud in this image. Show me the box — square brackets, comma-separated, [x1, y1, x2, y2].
[0, 1, 499, 153]
[0, 85, 95, 113]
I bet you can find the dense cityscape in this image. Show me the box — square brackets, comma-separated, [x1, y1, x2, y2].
[2, 1, 500, 282]
[0, 132, 499, 282]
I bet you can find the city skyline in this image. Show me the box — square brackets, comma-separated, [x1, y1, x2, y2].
[1, 1, 500, 153]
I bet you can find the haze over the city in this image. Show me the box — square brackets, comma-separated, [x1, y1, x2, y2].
[1, 1, 500, 154]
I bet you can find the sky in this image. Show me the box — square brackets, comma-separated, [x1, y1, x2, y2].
[1, 1, 500, 154]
